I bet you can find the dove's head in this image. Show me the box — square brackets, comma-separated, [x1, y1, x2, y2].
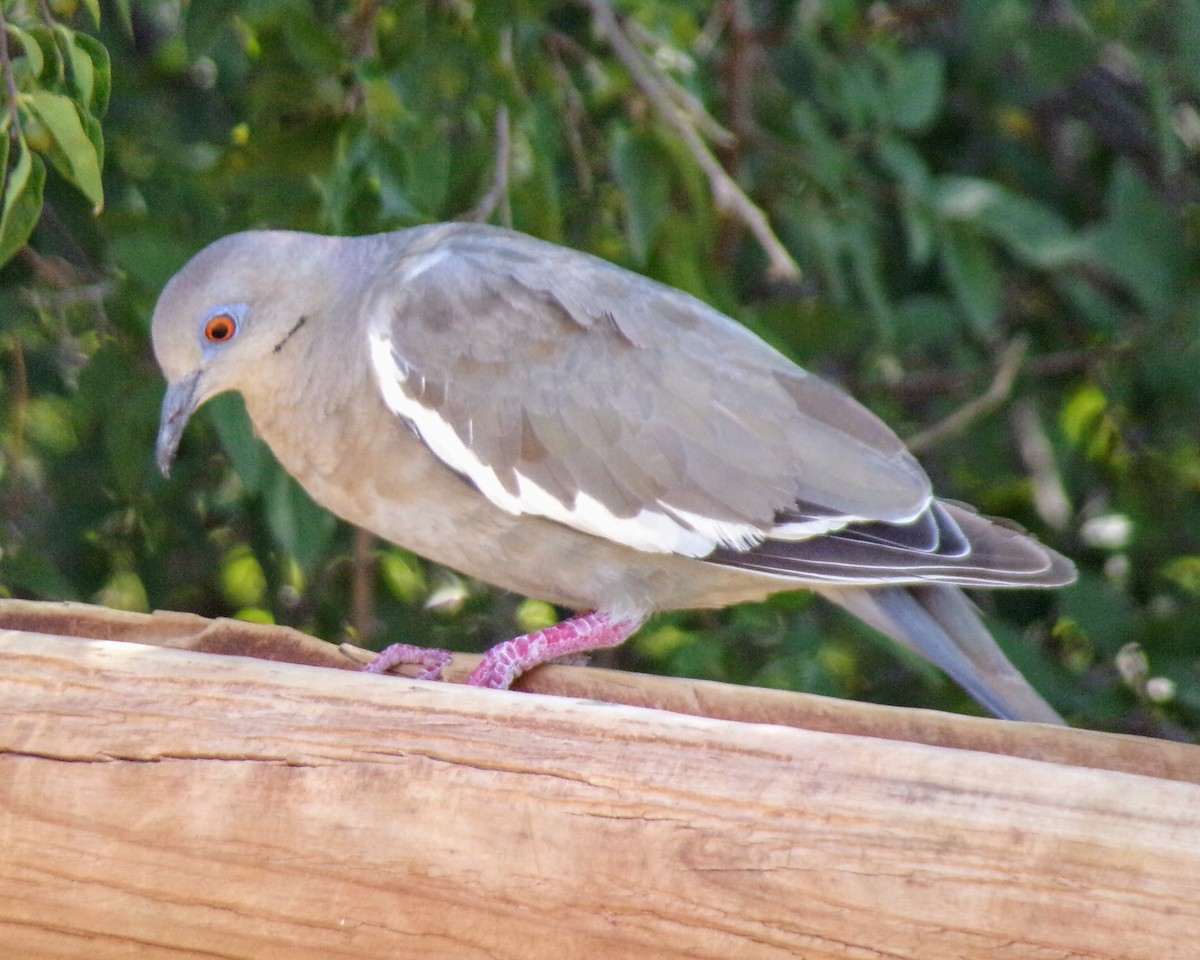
[151, 230, 340, 475]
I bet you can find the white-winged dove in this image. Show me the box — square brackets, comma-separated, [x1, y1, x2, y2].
[153, 223, 1075, 723]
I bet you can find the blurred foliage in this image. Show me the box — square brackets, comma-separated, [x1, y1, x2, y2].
[1, 0, 1199, 738]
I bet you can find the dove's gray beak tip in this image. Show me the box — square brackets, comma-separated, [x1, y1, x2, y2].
[155, 446, 174, 478]
[155, 373, 201, 478]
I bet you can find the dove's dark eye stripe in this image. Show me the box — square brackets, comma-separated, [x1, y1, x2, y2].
[273, 315, 308, 354]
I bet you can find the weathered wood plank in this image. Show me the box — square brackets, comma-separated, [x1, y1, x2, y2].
[2, 615, 1199, 959]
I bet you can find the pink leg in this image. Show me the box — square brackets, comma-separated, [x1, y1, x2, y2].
[363, 642, 453, 681]
[467, 611, 644, 690]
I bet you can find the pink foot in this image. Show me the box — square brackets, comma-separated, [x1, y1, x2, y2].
[363, 642, 453, 681]
[467, 611, 644, 690]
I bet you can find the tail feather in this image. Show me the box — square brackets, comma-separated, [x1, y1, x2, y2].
[817, 584, 1064, 724]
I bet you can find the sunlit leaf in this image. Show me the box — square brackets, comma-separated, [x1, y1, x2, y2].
[221, 546, 268, 608]
[6, 24, 45, 79]
[24, 89, 104, 211]
[1161, 557, 1200, 597]
[80, 0, 101, 28]
[94, 570, 150, 613]
[379, 549, 427, 604]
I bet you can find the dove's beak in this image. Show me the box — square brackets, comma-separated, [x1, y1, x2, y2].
[155, 371, 202, 477]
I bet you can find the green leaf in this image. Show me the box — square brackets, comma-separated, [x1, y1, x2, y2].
[72, 34, 111, 117]
[367, 139, 421, 224]
[1024, 22, 1099, 91]
[94, 570, 150, 613]
[845, 216, 895, 341]
[1054, 276, 1124, 335]
[1085, 161, 1185, 320]
[220, 546, 268, 608]
[1, 547, 76, 599]
[515, 598, 558, 633]
[59, 27, 94, 107]
[1060, 384, 1107, 448]
[933, 175, 1004, 219]
[1161, 557, 1200, 598]
[265, 467, 338, 573]
[0, 140, 46, 267]
[610, 126, 670, 266]
[876, 137, 934, 265]
[934, 176, 1080, 269]
[398, 121, 450, 217]
[939, 224, 1001, 335]
[791, 101, 853, 195]
[379, 549, 427, 604]
[112, 0, 133, 35]
[6, 24, 44, 79]
[974, 192, 1079, 268]
[185, 0, 240, 55]
[894, 295, 962, 347]
[1179, 0, 1200, 95]
[80, 0, 101, 28]
[886, 48, 944, 132]
[1060, 572, 1142, 656]
[24, 89, 104, 211]
[53, 25, 107, 115]
[962, 0, 1029, 66]
[207, 392, 269, 495]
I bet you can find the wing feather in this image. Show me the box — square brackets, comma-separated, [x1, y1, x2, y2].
[367, 223, 933, 557]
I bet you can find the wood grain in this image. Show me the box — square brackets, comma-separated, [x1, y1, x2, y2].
[2, 603, 1199, 958]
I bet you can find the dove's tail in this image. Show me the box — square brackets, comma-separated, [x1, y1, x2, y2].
[818, 583, 1064, 724]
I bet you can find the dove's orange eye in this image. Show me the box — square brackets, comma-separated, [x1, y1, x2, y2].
[204, 313, 238, 343]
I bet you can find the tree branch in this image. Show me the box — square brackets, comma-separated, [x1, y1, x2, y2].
[1008, 398, 1073, 532]
[547, 41, 595, 194]
[581, 0, 801, 281]
[351, 526, 376, 642]
[623, 18, 736, 148]
[462, 105, 512, 227]
[905, 336, 1029, 455]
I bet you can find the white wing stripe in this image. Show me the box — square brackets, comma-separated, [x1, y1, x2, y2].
[769, 517, 862, 539]
[369, 330, 769, 557]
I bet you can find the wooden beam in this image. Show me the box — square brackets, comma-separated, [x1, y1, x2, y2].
[2, 600, 1198, 959]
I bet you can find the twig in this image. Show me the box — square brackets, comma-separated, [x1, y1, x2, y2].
[693, 1, 730, 56]
[879, 344, 1122, 399]
[905, 336, 1029, 455]
[547, 44, 595, 193]
[722, 0, 758, 141]
[20, 279, 114, 320]
[5, 335, 28, 464]
[581, 0, 801, 281]
[35, 0, 54, 27]
[623, 18, 736, 148]
[462, 105, 511, 226]
[1008, 398, 1073, 532]
[351, 526, 376, 642]
[0, 4, 25, 138]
